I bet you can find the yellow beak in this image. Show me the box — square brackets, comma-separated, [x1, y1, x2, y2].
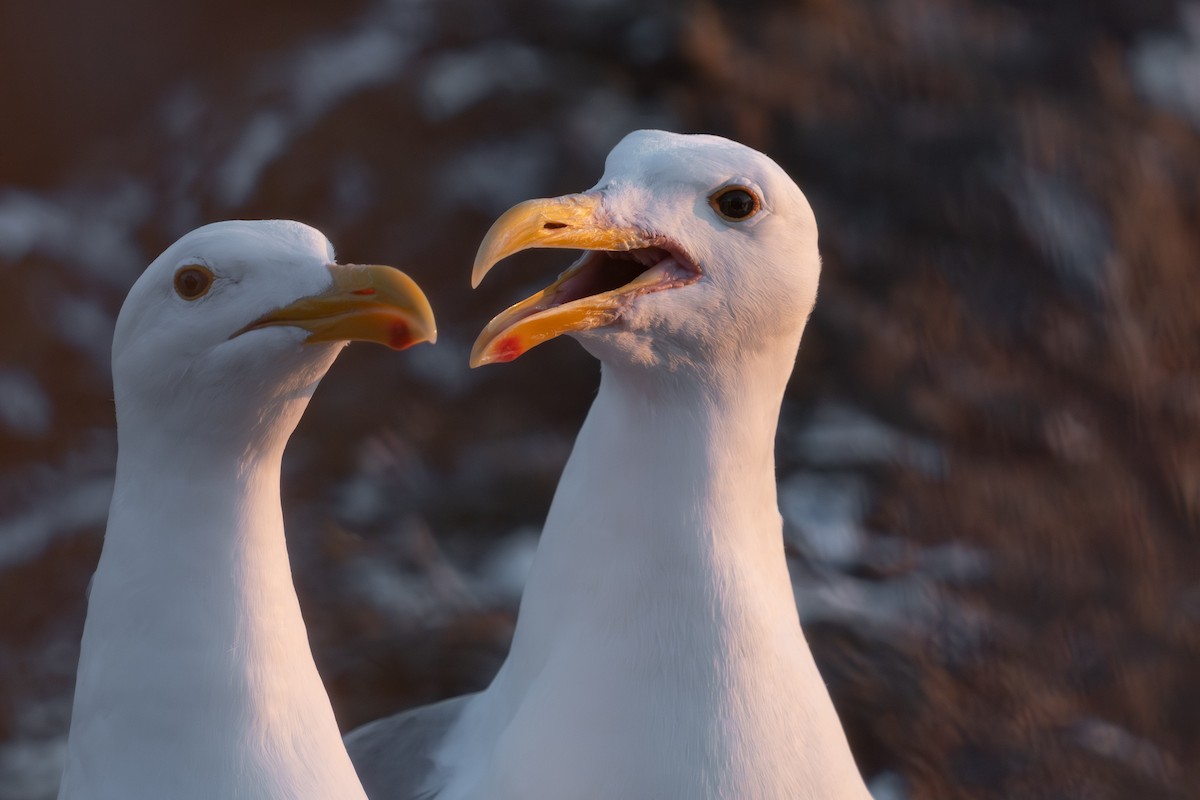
[469, 193, 656, 367]
[237, 263, 437, 350]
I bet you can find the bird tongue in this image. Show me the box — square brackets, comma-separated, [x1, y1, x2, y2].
[555, 249, 684, 306]
[627, 254, 684, 288]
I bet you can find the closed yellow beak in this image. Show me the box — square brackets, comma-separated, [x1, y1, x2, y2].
[236, 264, 437, 350]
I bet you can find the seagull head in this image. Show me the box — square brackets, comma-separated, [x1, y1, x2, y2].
[470, 130, 819, 374]
[112, 220, 436, 448]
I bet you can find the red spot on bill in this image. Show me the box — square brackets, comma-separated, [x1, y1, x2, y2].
[494, 336, 523, 362]
[351, 288, 376, 296]
[387, 320, 412, 350]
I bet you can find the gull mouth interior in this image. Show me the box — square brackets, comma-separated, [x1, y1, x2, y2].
[470, 235, 702, 366]
[550, 244, 701, 308]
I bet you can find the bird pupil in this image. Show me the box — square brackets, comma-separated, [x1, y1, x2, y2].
[175, 268, 210, 299]
[720, 190, 754, 219]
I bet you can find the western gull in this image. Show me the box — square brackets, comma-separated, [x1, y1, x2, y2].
[346, 131, 870, 799]
[58, 220, 436, 800]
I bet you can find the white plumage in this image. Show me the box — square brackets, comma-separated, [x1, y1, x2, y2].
[60, 220, 434, 800]
[348, 131, 870, 800]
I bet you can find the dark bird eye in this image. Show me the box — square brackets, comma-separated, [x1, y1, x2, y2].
[710, 186, 761, 222]
[174, 266, 214, 300]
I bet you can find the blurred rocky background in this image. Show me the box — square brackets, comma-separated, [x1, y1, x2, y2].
[1, 0, 1198, 797]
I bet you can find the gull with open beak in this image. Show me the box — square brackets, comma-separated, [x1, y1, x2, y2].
[347, 131, 870, 800]
[59, 220, 435, 800]
[467, 191, 700, 366]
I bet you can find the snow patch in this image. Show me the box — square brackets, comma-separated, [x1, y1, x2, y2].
[0, 476, 113, 569]
[780, 472, 868, 567]
[796, 403, 943, 474]
[1131, 3, 1200, 129]
[478, 528, 540, 601]
[0, 737, 65, 800]
[436, 134, 556, 212]
[0, 370, 52, 439]
[54, 296, 116, 372]
[868, 770, 909, 800]
[289, 28, 414, 120]
[0, 186, 149, 285]
[216, 112, 290, 209]
[1008, 169, 1112, 300]
[420, 43, 547, 120]
[1068, 717, 1173, 781]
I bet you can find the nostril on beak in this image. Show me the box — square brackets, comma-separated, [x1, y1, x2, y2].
[543, 222, 567, 230]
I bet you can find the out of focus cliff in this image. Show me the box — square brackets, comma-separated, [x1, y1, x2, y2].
[1, 1, 1197, 797]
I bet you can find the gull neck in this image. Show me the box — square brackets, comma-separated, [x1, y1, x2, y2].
[60, 391, 367, 800]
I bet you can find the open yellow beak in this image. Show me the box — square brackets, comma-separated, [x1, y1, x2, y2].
[469, 193, 656, 367]
[237, 263, 437, 350]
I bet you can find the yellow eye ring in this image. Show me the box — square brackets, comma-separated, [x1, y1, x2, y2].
[174, 265, 214, 300]
[709, 185, 761, 222]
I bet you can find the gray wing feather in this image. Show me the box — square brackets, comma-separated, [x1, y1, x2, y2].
[345, 694, 475, 800]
